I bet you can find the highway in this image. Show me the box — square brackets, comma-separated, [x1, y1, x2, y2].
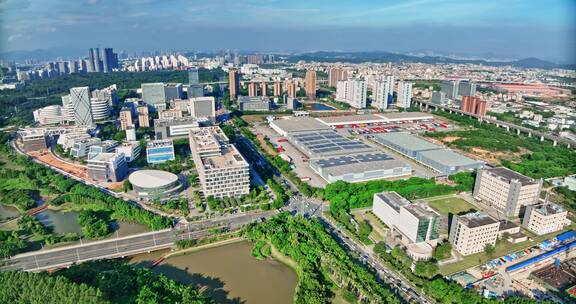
[1, 211, 276, 272]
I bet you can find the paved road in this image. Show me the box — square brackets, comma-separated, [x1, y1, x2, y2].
[320, 215, 432, 304]
[1, 211, 276, 272]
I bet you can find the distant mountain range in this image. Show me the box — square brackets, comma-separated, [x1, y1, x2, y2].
[285, 51, 574, 70]
[2, 49, 573, 70]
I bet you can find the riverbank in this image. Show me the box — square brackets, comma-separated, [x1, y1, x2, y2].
[145, 239, 298, 304]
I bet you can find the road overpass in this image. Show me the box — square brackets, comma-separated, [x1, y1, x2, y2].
[1, 211, 276, 272]
[414, 100, 576, 149]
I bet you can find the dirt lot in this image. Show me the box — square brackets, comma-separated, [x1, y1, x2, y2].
[256, 134, 277, 156]
[29, 150, 88, 180]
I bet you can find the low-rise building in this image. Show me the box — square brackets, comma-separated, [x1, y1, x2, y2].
[238, 96, 271, 112]
[522, 203, 569, 235]
[115, 141, 141, 162]
[189, 97, 216, 120]
[33, 105, 66, 125]
[154, 117, 200, 139]
[20, 130, 47, 152]
[448, 212, 500, 256]
[87, 152, 128, 182]
[128, 170, 183, 201]
[71, 137, 102, 158]
[473, 167, 542, 218]
[189, 126, 250, 198]
[372, 192, 440, 244]
[146, 139, 175, 164]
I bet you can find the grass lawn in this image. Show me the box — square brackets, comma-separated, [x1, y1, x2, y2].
[426, 197, 477, 216]
[351, 209, 386, 243]
[439, 224, 576, 275]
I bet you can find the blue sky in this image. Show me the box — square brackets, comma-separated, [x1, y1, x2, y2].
[1, 0, 575, 62]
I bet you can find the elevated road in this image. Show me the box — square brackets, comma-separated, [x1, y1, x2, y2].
[415, 100, 576, 148]
[1, 211, 276, 272]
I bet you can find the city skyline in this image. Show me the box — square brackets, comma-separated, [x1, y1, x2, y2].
[1, 0, 575, 63]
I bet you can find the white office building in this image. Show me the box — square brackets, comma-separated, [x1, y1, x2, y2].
[449, 212, 500, 256]
[33, 105, 66, 125]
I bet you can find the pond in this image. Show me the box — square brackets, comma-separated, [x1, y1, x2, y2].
[35, 209, 82, 235]
[0, 204, 20, 222]
[308, 103, 336, 111]
[35, 209, 148, 237]
[132, 240, 298, 304]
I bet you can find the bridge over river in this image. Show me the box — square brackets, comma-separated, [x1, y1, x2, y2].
[1, 211, 276, 272]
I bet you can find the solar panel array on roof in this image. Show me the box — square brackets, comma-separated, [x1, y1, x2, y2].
[314, 153, 394, 168]
[289, 130, 374, 157]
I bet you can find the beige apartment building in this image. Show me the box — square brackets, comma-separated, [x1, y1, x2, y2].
[449, 212, 500, 256]
[522, 203, 569, 235]
[189, 126, 250, 198]
[137, 105, 150, 128]
[473, 167, 542, 218]
[119, 108, 133, 130]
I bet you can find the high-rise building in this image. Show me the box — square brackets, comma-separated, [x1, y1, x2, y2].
[473, 167, 542, 218]
[188, 68, 204, 98]
[328, 68, 348, 88]
[188, 67, 200, 85]
[449, 212, 500, 256]
[441, 80, 460, 100]
[431, 91, 447, 105]
[248, 82, 257, 97]
[228, 69, 240, 100]
[91, 48, 102, 73]
[373, 76, 394, 110]
[273, 82, 281, 97]
[286, 80, 297, 98]
[396, 81, 413, 108]
[189, 127, 250, 198]
[460, 96, 488, 117]
[336, 79, 367, 108]
[69, 87, 93, 126]
[458, 81, 477, 97]
[305, 70, 317, 99]
[261, 81, 267, 97]
[87, 48, 96, 72]
[102, 48, 116, 73]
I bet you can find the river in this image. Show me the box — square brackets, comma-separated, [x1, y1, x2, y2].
[131, 240, 298, 304]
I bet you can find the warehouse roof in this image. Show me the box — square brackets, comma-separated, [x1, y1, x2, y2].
[270, 117, 331, 134]
[379, 112, 433, 121]
[417, 149, 484, 167]
[316, 114, 386, 125]
[290, 130, 375, 157]
[373, 132, 441, 152]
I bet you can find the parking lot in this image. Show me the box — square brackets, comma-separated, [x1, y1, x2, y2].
[252, 122, 328, 188]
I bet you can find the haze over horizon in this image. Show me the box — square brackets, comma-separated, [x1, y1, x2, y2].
[1, 0, 575, 63]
